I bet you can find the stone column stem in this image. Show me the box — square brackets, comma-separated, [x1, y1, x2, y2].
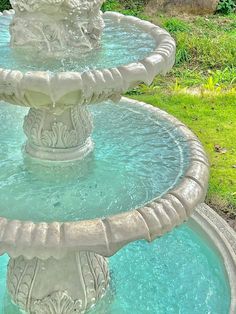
[23, 105, 94, 161]
[7, 251, 110, 314]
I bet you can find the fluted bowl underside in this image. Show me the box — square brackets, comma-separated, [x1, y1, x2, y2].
[0, 11, 175, 111]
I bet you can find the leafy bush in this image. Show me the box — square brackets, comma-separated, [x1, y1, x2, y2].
[102, 0, 148, 16]
[163, 18, 190, 33]
[0, 0, 11, 11]
[217, 0, 236, 14]
[102, 0, 122, 12]
[176, 32, 236, 69]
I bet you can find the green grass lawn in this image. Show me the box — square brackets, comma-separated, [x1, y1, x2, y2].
[122, 9, 236, 213]
[128, 12, 236, 213]
[130, 92, 236, 211]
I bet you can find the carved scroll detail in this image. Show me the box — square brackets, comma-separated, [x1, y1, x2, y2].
[31, 291, 84, 314]
[23, 105, 93, 149]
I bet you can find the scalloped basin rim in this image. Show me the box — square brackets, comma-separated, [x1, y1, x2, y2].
[0, 10, 176, 111]
[0, 98, 209, 260]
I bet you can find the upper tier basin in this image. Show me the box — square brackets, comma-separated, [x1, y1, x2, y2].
[0, 11, 175, 111]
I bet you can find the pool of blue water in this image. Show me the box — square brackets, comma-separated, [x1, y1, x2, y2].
[0, 15, 156, 73]
[0, 224, 230, 314]
[0, 99, 190, 222]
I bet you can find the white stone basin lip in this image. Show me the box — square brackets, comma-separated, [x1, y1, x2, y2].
[0, 98, 209, 260]
[190, 204, 236, 314]
[0, 10, 176, 112]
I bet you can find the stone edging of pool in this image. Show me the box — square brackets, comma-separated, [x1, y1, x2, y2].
[190, 203, 236, 314]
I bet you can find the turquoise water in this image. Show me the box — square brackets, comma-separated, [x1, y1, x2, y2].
[0, 225, 230, 313]
[0, 11, 230, 314]
[0, 99, 190, 222]
[0, 16, 156, 73]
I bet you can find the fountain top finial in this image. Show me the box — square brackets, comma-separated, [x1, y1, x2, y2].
[10, 0, 104, 13]
[9, 0, 105, 53]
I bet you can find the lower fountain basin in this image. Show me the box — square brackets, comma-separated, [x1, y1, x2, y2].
[0, 212, 234, 314]
[0, 97, 208, 260]
[0, 97, 231, 313]
[0, 98, 191, 223]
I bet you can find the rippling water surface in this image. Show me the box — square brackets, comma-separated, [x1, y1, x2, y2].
[0, 225, 230, 313]
[0, 99, 190, 222]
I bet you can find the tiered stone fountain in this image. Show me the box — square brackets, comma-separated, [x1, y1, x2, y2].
[0, 1, 212, 313]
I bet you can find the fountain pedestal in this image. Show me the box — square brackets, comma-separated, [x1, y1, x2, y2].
[7, 252, 109, 314]
[23, 105, 94, 161]
[0, 6, 211, 314]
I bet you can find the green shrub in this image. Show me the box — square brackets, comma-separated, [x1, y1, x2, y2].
[0, 0, 11, 11]
[102, 0, 148, 16]
[217, 0, 236, 14]
[174, 32, 236, 69]
[176, 46, 191, 65]
[102, 0, 122, 12]
[163, 18, 190, 33]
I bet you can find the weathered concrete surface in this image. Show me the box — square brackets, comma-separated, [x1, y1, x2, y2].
[146, 0, 219, 15]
